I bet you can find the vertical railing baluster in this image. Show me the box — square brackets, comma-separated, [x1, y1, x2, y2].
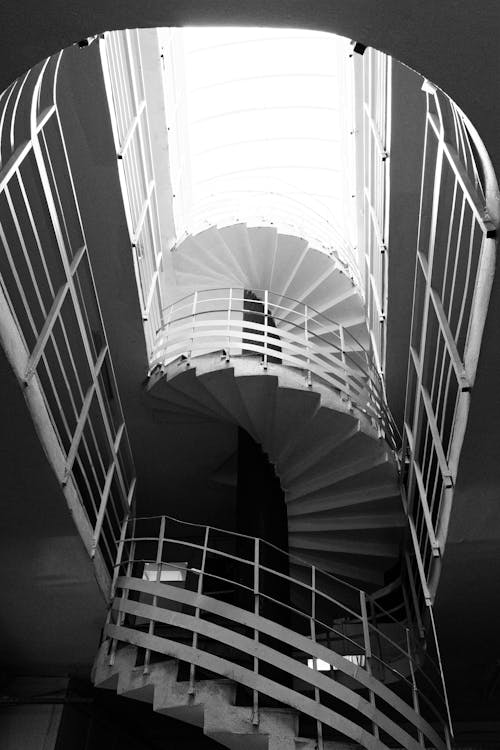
[304, 305, 312, 387]
[339, 325, 352, 409]
[226, 287, 232, 361]
[110, 515, 135, 666]
[406, 628, 425, 747]
[252, 537, 260, 725]
[428, 605, 454, 744]
[162, 301, 173, 364]
[143, 515, 165, 675]
[189, 526, 209, 695]
[263, 290, 268, 370]
[360, 590, 379, 740]
[310, 566, 323, 750]
[188, 290, 197, 365]
[107, 514, 128, 665]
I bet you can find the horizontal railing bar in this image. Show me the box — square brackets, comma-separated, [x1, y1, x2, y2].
[114, 561, 366, 655]
[110, 577, 446, 750]
[115, 546, 426, 677]
[427, 113, 495, 234]
[153, 325, 383, 422]
[160, 288, 366, 351]
[117, 599, 423, 750]
[120, 514, 368, 593]
[152, 288, 398, 440]
[109, 622, 389, 750]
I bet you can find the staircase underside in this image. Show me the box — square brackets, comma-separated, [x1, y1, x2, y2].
[147, 353, 403, 591]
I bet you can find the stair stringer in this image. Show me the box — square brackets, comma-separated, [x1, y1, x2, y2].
[93, 641, 319, 750]
[92, 571, 446, 750]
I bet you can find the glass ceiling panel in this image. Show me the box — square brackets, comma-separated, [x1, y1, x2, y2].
[160, 27, 357, 274]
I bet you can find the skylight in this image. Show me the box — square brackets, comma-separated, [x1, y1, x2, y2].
[160, 27, 357, 270]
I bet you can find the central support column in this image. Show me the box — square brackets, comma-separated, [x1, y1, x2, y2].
[236, 428, 291, 692]
[236, 428, 287, 551]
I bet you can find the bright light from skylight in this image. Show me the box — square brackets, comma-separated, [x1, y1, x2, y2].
[307, 654, 366, 671]
[160, 27, 357, 269]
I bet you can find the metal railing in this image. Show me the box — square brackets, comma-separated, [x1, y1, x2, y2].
[358, 47, 391, 374]
[0, 50, 136, 573]
[104, 514, 451, 750]
[402, 81, 499, 604]
[149, 288, 399, 448]
[99, 29, 166, 357]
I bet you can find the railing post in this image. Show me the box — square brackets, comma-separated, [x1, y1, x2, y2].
[406, 628, 425, 747]
[339, 325, 352, 409]
[428, 604, 454, 743]
[310, 566, 323, 750]
[252, 537, 260, 725]
[144, 515, 166, 675]
[188, 290, 198, 365]
[110, 514, 128, 602]
[263, 290, 269, 371]
[161, 301, 173, 366]
[189, 525, 209, 695]
[109, 515, 135, 666]
[225, 287, 232, 361]
[106, 514, 128, 663]
[304, 305, 312, 387]
[359, 590, 379, 740]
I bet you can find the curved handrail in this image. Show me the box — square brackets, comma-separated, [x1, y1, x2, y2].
[106, 579, 446, 750]
[107, 513, 450, 747]
[0, 50, 137, 571]
[151, 287, 400, 448]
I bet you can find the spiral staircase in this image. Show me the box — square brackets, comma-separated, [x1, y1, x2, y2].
[147, 224, 402, 591]
[92, 224, 450, 748]
[93, 516, 449, 750]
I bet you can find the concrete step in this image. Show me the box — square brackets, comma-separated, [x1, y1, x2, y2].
[200, 367, 259, 440]
[283, 248, 335, 304]
[235, 374, 278, 453]
[288, 531, 400, 558]
[287, 482, 401, 517]
[270, 234, 309, 299]
[278, 408, 359, 480]
[148, 376, 225, 421]
[168, 367, 237, 424]
[217, 223, 260, 289]
[283, 432, 385, 489]
[247, 226, 278, 290]
[289, 510, 405, 533]
[173, 233, 242, 287]
[286, 452, 393, 500]
[195, 226, 248, 283]
[288, 549, 388, 587]
[93, 641, 305, 750]
[271, 387, 320, 462]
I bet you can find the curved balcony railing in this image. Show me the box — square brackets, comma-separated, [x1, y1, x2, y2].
[104, 514, 451, 750]
[0, 50, 136, 574]
[402, 81, 500, 608]
[150, 288, 400, 448]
